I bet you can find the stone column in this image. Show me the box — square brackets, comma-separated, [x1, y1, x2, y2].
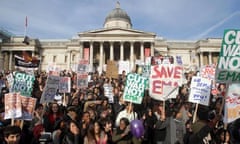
[208, 52, 212, 65]
[79, 42, 83, 59]
[130, 41, 134, 71]
[0, 50, 3, 70]
[110, 41, 114, 60]
[67, 51, 71, 70]
[200, 52, 203, 67]
[89, 41, 93, 72]
[120, 41, 124, 61]
[99, 42, 103, 73]
[140, 42, 144, 61]
[9, 51, 12, 70]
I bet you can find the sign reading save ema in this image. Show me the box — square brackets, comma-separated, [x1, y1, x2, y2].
[216, 29, 240, 83]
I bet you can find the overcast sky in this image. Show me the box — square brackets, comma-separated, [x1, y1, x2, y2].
[1, 0, 240, 40]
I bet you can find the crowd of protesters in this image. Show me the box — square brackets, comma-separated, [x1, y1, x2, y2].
[0, 69, 240, 144]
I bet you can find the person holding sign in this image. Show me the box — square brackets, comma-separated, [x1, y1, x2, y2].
[188, 105, 221, 143]
[115, 102, 138, 127]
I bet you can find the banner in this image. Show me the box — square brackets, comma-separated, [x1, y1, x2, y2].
[40, 75, 60, 103]
[149, 65, 183, 101]
[84, 48, 89, 60]
[215, 29, 240, 83]
[4, 93, 22, 119]
[123, 73, 147, 104]
[224, 83, 240, 123]
[12, 72, 35, 97]
[188, 76, 211, 106]
[14, 55, 40, 71]
[58, 77, 71, 93]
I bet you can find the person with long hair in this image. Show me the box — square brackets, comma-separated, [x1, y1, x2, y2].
[84, 120, 108, 144]
[62, 120, 83, 144]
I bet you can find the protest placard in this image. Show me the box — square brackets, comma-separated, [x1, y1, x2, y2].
[118, 60, 130, 74]
[77, 73, 88, 89]
[20, 96, 37, 120]
[149, 64, 183, 101]
[224, 83, 240, 123]
[12, 72, 35, 97]
[4, 93, 22, 119]
[200, 65, 216, 80]
[40, 75, 60, 103]
[188, 76, 211, 106]
[123, 73, 147, 104]
[103, 83, 114, 103]
[215, 29, 240, 83]
[77, 59, 89, 73]
[106, 60, 118, 79]
[59, 77, 71, 93]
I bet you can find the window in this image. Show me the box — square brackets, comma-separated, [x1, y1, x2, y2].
[72, 54, 75, 62]
[64, 56, 67, 63]
[53, 56, 56, 62]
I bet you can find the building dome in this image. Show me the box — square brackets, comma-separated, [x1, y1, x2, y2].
[104, 2, 132, 29]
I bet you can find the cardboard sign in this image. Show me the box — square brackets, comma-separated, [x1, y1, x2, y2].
[216, 29, 240, 83]
[106, 60, 118, 79]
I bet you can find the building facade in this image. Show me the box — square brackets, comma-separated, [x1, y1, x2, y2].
[0, 3, 221, 73]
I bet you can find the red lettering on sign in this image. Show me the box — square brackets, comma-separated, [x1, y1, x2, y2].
[152, 80, 162, 94]
[152, 65, 182, 79]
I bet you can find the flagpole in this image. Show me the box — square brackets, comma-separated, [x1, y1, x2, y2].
[24, 16, 27, 37]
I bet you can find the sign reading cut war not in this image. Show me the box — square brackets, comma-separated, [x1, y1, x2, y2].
[216, 29, 240, 83]
[149, 65, 183, 101]
[123, 73, 147, 104]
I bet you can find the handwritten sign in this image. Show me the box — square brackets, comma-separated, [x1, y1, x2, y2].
[188, 76, 211, 106]
[149, 65, 183, 101]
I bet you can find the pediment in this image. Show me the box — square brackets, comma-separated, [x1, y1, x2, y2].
[79, 28, 155, 37]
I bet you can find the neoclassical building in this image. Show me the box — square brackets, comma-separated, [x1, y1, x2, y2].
[0, 3, 221, 73]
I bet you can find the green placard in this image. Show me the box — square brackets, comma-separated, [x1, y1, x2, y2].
[123, 73, 147, 104]
[216, 29, 240, 83]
